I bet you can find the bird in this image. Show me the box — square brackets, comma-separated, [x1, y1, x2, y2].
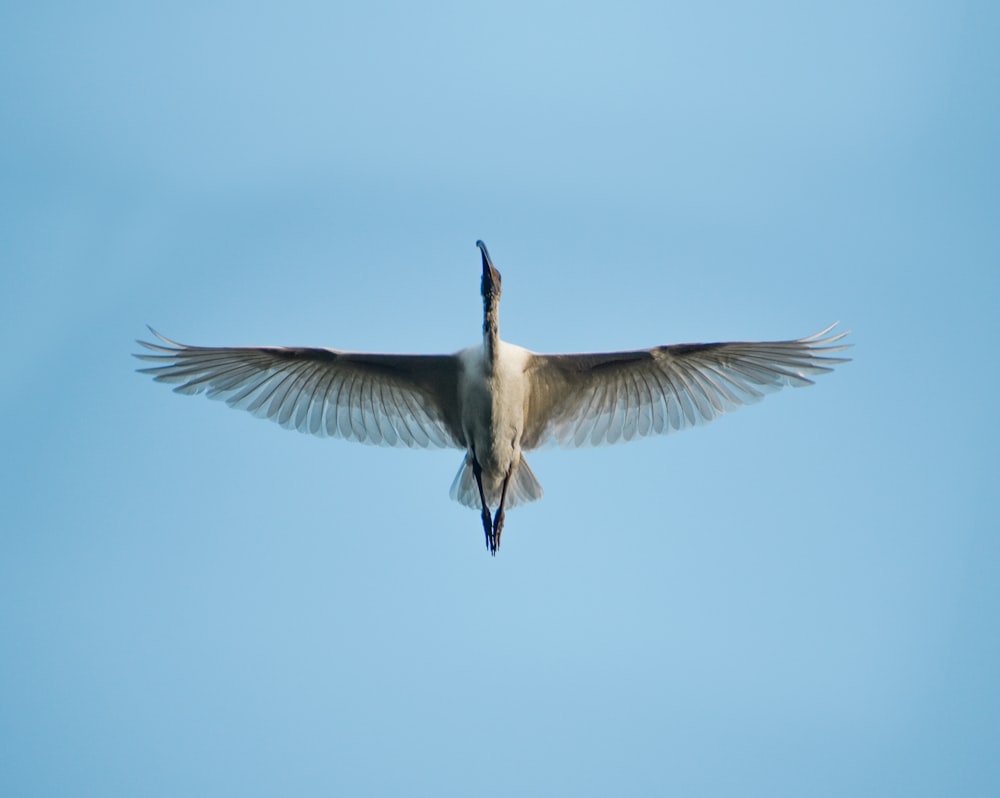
[136, 240, 850, 555]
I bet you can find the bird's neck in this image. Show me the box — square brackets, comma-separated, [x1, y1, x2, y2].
[483, 297, 499, 365]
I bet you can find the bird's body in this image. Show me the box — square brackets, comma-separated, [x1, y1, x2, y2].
[457, 341, 529, 501]
[137, 241, 850, 555]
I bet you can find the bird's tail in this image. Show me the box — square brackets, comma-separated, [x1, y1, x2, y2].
[449, 454, 543, 510]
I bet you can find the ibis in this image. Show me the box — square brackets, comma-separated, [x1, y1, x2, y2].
[136, 241, 850, 555]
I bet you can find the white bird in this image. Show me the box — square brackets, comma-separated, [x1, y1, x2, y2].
[136, 241, 850, 555]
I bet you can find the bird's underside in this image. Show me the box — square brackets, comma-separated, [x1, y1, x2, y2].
[136, 241, 850, 555]
[136, 325, 849, 555]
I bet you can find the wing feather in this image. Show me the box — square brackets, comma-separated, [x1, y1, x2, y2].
[135, 328, 463, 449]
[523, 324, 850, 449]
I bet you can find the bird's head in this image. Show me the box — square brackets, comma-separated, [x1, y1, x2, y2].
[477, 240, 502, 304]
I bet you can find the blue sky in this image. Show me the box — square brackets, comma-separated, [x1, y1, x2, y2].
[2, 1, 998, 795]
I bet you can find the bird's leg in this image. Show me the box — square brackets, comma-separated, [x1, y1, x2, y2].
[492, 468, 512, 555]
[472, 458, 493, 554]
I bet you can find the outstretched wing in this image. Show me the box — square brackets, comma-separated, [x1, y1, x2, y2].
[135, 329, 464, 448]
[523, 324, 850, 449]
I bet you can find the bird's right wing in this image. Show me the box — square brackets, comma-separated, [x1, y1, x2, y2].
[522, 324, 850, 449]
[135, 329, 464, 448]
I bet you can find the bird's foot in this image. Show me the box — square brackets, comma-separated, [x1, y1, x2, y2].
[491, 509, 505, 555]
[480, 507, 493, 554]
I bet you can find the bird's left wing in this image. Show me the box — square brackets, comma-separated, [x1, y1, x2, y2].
[135, 329, 463, 448]
[521, 324, 850, 449]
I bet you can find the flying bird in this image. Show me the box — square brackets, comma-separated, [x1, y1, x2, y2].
[136, 241, 849, 555]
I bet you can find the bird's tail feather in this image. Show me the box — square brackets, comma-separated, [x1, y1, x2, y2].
[449, 454, 543, 510]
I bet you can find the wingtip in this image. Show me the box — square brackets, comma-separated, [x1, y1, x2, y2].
[135, 326, 189, 359]
[148, 326, 182, 345]
[801, 322, 852, 354]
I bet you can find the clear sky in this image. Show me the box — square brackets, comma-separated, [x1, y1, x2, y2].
[2, 1, 997, 795]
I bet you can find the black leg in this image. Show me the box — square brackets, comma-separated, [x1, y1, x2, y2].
[472, 458, 493, 554]
[492, 468, 512, 555]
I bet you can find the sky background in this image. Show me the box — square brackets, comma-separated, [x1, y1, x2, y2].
[2, 1, 998, 795]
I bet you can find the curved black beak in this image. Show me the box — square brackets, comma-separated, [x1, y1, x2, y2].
[477, 240, 501, 297]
